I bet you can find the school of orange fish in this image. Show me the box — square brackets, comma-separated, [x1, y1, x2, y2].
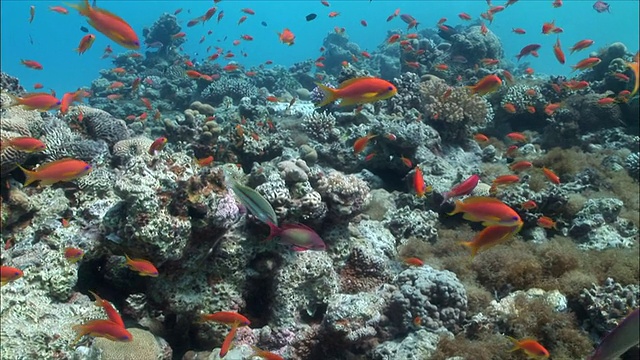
[1, 0, 639, 359]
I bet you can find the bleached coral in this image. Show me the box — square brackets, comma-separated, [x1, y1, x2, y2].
[301, 111, 338, 142]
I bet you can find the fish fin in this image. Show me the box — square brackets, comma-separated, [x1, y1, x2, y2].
[463, 213, 485, 222]
[360, 91, 381, 98]
[314, 83, 338, 107]
[66, 0, 90, 15]
[461, 196, 504, 204]
[337, 77, 374, 88]
[337, 97, 359, 107]
[458, 241, 478, 259]
[16, 164, 38, 186]
[447, 200, 463, 216]
[505, 335, 521, 351]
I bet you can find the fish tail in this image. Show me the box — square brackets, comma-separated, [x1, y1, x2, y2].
[16, 164, 38, 186]
[458, 241, 478, 259]
[447, 200, 463, 216]
[265, 222, 281, 241]
[1, 91, 19, 108]
[314, 83, 338, 107]
[505, 335, 521, 352]
[71, 324, 86, 344]
[67, 0, 90, 15]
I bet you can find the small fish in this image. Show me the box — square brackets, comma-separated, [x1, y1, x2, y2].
[17, 158, 92, 186]
[506, 132, 527, 142]
[459, 12, 472, 20]
[251, 346, 284, 360]
[231, 181, 278, 226]
[124, 254, 158, 277]
[21, 59, 43, 70]
[542, 167, 560, 184]
[474, 134, 489, 143]
[512, 28, 526, 34]
[553, 37, 565, 64]
[588, 309, 639, 360]
[76, 34, 96, 55]
[441, 174, 480, 204]
[265, 223, 326, 251]
[49, 6, 69, 14]
[277, 28, 295, 45]
[403, 257, 424, 266]
[570, 39, 594, 54]
[261, 21, 267, 27]
[72, 319, 132, 343]
[448, 196, 522, 227]
[571, 57, 601, 72]
[490, 175, 520, 193]
[544, 102, 562, 115]
[520, 200, 537, 210]
[68, 0, 139, 49]
[506, 336, 550, 359]
[502, 103, 517, 113]
[516, 44, 541, 61]
[315, 77, 397, 107]
[509, 161, 533, 172]
[597, 97, 616, 106]
[592, 0, 610, 13]
[88, 290, 124, 327]
[1, 266, 23, 286]
[64, 247, 85, 263]
[29, 5, 35, 23]
[199, 311, 251, 326]
[328, 11, 340, 17]
[0, 137, 46, 153]
[541, 20, 556, 34]
[468, 74, 502, 95]
[148, 137, 167, 155]
[459, 223, 522, 258]
[553, 0, 563, 7]
[353, 134, 376, 154]
[537, 216, 557, 229]
[220, 324, 238, 357]
[195, 155, 214, 167]
[414, 166, 430, 197]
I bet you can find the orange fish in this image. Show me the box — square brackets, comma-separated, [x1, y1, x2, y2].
[502, 103, 517, 113]
[315, 77, 397, 107]
[490, 175, 520, 193]
[1, 265, 23, 286]
[124, 254, 158, 277]
[64, 247, 85, 263]
[474, 133, 489, 143]
[553, 37, 565, 64]
[199, 311, 251, 326]
[520, 200, 537, 210]
[544, 103, 562, 116]
[73, 319, 132, 343]
[387, 34, 401, 44]
[109, 81, 124, 89]
[195, 155, 214, 167]
[353, 134, 376, 154]
[509, 161, 533, 172]
[526, 105, 536, 113]
[542, 167, 560, 184]
[459, 12, 472, 20]
[506, 132, 527, 143]
[448, 196, 522, 227]
[403, 257, 424, 266]
[251, 347, 284, 360]
[400, 155, 412, 168]
[60, 91, 77, 115]
[597, 97, 616, 106]
[468, 74, 502, 95]
[69, 0, 140, 49]
[172, 32, 186, 39]
[88, 290, 125, 327]
[537, 216, 557, 229]
[33, 83, 44, 89]
[220, 324, 238, 357]
[570, 39, 594, 54]
[0, 137, 46, 153]
[541, 20, 556, 34]
[186, 70, 203, 79]
[148, 137, 167, 155]
[18, 158, 92, 186]
[571, 57, 601, 72]
[506, 336, 549, 359]
[76, 34, 96, 54]
[459, 223, 522, 258]
[50, 6, 69, 14]
[277, 28, 295, 45]
[414, 166, 431, 197]
[21, 59, 43, 70]
[328, 11, 340, 17]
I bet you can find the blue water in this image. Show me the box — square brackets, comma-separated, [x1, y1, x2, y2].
[1, 0, 638, 94]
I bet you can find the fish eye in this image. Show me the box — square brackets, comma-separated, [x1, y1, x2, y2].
[387, 86, 394, 91]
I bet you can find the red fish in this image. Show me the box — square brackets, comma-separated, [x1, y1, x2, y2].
[21, 59, 43, 70]
[315, 77, 397, 107]
[76, 34, 96, 55]
[353, 134, 376, 154]
[474, 134, 489, 143]
[459, 12, 471, 20]
[73, 319, 132, 343]
[251, 347, 284, 360]
[468, 74, 502, 95]
[506, 132, 527, 142]
[403, 257, 424, 266]
[459, 224, 522, 258]
[553, 37, 565, 64]
[541, 20, 556, 34]
[148, 137, 167, 155]
[64, 247, 85, 263]
[537, 216, 557, 229]
[199, 311, 251, 326]
[506, 337, 549, 359]
[570, 39, 594, 54]
[88, 290, 125, 327]
[220, 325, 238, 357]
[277, 28, 295, 45]
[510, 161, 533, 172]
[571, 57, 601, 72]
[69, 0, 140, 49]
[516, 44, 541, 61]
[49, 6, 69, 14]
[441, 174, 480, 204]
[1, 266, 23, 285]
[414, 166, 430, 197]
[241, 8, 255, 15]
[542, 167, 560, 184]
[124, 254, 158, 277]
[18, 158, 92, 186]
[512, 28, 526, 34]
[1, 137, 46, 153]
[448, 196, 522, 227]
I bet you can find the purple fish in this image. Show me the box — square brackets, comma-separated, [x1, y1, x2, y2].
[593, 0, 610, 13]
[146, 41, 164, 49]
[589, 309, 639, 360]
[399, 14, 416, 24]
[266, 223, 326, 251]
